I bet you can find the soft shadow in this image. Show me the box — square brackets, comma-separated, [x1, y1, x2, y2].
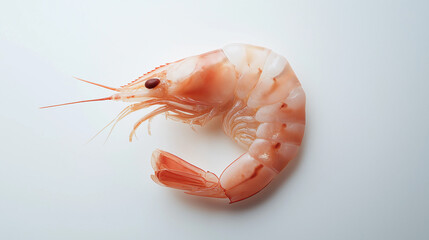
[170, 135, 309, 212]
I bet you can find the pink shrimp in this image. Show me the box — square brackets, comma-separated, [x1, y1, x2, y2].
[42, 44, 306, 203]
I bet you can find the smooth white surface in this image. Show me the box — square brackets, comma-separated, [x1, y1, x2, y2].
[1, 0, 428, 239]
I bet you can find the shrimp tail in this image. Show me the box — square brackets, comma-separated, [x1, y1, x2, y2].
[151, 149, 227, 199]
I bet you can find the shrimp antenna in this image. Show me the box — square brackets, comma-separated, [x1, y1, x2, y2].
[73, 76, 119, 92]
[40, 96, 113, 109]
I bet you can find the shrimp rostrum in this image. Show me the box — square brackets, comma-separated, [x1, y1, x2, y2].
[44, 44, 306, 203]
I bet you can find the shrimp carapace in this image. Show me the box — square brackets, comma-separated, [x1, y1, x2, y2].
[43, 44, 306, 203]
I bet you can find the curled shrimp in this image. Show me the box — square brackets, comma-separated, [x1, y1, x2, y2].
[42, 44, 306, 203]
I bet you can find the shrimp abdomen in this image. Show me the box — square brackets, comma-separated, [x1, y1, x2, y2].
[219, 44, 306, 200]
[219, 153, 277, 203]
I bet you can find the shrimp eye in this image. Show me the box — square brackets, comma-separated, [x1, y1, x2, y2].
[145, 78, 160, 89]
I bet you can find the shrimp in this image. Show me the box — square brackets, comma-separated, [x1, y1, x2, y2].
[42, 44, 306, 203]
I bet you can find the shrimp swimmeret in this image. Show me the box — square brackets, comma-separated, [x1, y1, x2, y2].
[43, 44, 306, 203]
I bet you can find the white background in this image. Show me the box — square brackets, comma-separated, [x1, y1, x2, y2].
[1, 0, 428, 239]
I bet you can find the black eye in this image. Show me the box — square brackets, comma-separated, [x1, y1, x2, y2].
[145, 78, 160, 89]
